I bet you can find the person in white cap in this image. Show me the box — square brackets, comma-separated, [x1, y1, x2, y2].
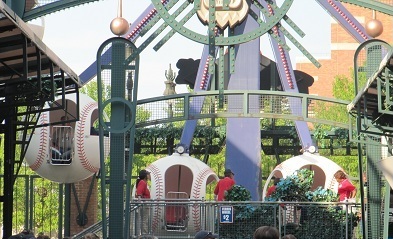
[194, 230, 218, 239]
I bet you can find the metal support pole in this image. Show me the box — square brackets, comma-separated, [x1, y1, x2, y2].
[97, 37, 139, 239]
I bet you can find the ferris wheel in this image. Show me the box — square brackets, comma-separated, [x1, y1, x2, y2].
[86, 0, 386, 200]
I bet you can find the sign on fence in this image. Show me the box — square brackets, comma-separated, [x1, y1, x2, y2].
[219, 206, 233, 223]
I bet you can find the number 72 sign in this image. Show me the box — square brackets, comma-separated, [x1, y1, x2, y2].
[219, 206, 234, 223]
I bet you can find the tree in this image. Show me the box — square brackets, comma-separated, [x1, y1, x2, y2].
[80, 80, 152, 124]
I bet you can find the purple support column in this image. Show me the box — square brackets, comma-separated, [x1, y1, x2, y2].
[316, 0, 370, 43]
[180, 46, 214, 147]
[263, 1, 314, 149]
[226, 5, 261, 200]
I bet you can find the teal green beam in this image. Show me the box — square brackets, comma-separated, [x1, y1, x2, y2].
[208, 0, 217, 104]
[154, 2, 195, 51]
[268, 1, 306, 38]
[150, 0, 294, 46]
[251, 0, 270, 17]
[139, 0, 180, 37]
[125, 0, 188, 63]
[248, 10, 290, 51]
[338, 0, 393, 16]
[218, 46, 224, 108]
[257, 0, 320, 67]
[208, 0, 216, 75]
[229, 28, 235, 74]
[282, 15, 305, 38]
[278, 24, 321, 68]
[23, 0, 101, 21]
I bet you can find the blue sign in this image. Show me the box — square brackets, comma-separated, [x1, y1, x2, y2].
[220, 206, 233, 223]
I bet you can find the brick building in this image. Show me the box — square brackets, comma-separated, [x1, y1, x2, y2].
[296, 4, 393, 98]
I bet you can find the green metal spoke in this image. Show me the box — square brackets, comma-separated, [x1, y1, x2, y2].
[125, 21, 171, 64]
[338, 0, 393, 16]
[282, 15, 305, 38]
[164, 0, 181, 9]
[139, 0, 180, 37]
[208, 0, 216, 71]
[248, 8, 291, 51]
[267, 30, 291, 51]
[267, 1, 305, 38]
[218, 46, 225, 108]
[229, 28, 235, 74]
[127, 0, 190, 58]
[277, 24, 321, 68]
[153, 1, 194, 51]
[248, 9, 289, 51]
[252, 0, 272, 20]
[150, 0, 294, 45]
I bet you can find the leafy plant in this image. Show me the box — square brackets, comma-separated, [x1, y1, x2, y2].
[267, 169, 314, 202]
[225, 185, 254, 220]
[299, 206, 360, 239]
[305, 186, 339, 202]
[264, 169, 360, 239]
[219, 186, 277, 239]
[225, 185, 251, 202]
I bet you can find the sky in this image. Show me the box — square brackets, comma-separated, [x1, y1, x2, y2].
[33, 0, 331, 100]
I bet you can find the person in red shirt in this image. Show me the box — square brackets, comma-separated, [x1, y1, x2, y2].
[136, 169, 151, 235]
[136, 169, 151, 199]
[334, 170, 357, 201]
[214, 169, 235, 201]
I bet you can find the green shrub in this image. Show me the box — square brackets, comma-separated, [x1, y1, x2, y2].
[219, 185, 277, 239]
[218, 169, 360, 239]
[225, 185, 252, 201]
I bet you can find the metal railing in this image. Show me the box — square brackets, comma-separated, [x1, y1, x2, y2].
[77, 200, 362, 239]
[135, 90, 350, 129]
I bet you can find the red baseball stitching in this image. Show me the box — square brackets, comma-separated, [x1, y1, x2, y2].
[77, 102, 99, 173]
[30, 113, 49, 171]
[147, 165, 164, 231]
[191, 168, 213, 232]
